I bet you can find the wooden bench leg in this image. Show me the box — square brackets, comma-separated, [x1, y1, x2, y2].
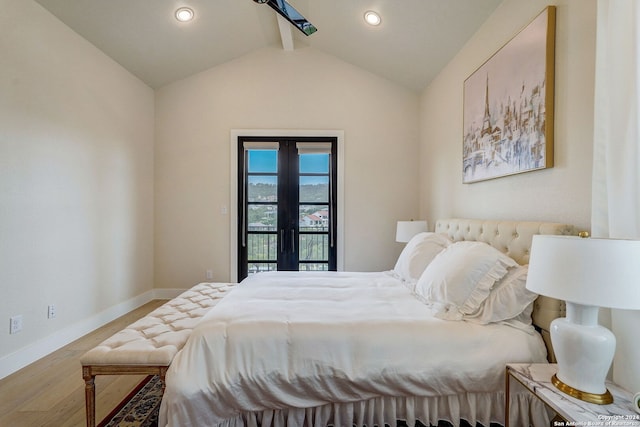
[159, 366, 168, 394]
[82, 367, 96, 427]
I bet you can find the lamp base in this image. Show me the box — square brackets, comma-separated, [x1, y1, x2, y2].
[552, 374, 613, 404]
[550, 303, 616, 404]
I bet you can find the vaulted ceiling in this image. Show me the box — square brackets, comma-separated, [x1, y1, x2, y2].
[33, 0, 502, 91]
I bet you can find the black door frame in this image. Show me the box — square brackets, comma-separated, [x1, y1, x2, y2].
[237, 135, 338, 281]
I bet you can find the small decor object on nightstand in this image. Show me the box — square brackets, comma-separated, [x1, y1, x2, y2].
[526, 235, 640, 404]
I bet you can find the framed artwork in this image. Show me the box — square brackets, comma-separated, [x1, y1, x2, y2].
[462, 6, 556, 183]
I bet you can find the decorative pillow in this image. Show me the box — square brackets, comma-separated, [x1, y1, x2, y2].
[393, 232, 452, 284]
[465, 264, 538, 324]
[414, 241, 518, 320]
[502, 303, 536, 331]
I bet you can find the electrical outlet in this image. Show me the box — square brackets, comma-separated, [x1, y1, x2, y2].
[206, 270, 213, 280]
[48, 304, 56, 319]
[10, 315, 23, 334]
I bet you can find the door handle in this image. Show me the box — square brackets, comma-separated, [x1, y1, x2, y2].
[280, 229, 285, 253]
[291, 228, 295, 253]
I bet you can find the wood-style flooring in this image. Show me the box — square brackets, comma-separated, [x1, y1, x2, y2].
[0, 299, 167, 427]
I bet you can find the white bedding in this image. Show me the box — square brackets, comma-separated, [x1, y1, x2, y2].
[159, 271, 548, 427]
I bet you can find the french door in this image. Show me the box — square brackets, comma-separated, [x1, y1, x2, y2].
[237, 136, 337, 281]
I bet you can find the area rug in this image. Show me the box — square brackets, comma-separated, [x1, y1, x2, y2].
[98, 375, 161, 427]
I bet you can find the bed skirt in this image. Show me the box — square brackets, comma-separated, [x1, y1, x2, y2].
[207, 391, 550, 427]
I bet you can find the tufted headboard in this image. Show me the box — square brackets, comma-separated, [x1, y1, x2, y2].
[434, 218, 577, 362]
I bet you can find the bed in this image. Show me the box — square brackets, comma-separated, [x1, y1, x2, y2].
[159, 218, 576, 427]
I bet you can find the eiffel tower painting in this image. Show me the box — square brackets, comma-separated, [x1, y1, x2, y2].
[462, 6, 556, 183]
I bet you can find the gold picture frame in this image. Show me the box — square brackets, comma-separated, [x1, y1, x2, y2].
[463, 6, 556, 183]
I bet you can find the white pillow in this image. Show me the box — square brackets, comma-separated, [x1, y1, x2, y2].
[414, 241, 518, 320]
[393, 232, 451, 283]
[466, 264, 538, 324]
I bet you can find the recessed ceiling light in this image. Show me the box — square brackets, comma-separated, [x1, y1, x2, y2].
[175, 7, 194, 22]
[364, 11, 381, 26]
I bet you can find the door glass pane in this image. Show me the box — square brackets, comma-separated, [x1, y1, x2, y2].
[299, 263, 329, 271]
[299, 205, 329, 231]
[247, 233, 277, 261]
[248, 150, 277, 173]
[299, 153, 329, 173]
[299, 234, 328, 261]
[248, 262, 277, 275]
[299, 176, 328, 203]
[248, 204, 277, 231]
[248, 176, 277, 202]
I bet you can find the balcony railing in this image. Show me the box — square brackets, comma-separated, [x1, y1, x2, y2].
[247, 228, 329, 275]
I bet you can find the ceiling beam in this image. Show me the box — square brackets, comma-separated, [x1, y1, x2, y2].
[276, 14, 294, 51]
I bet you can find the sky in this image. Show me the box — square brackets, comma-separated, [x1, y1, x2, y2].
[248, 150, 329, 184]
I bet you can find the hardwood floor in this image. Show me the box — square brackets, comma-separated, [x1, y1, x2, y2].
[0, 300, 167, 427]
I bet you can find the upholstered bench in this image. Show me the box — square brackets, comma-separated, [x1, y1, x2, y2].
[81, 282, 235, 427]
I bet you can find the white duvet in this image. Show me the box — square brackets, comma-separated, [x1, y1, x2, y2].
[159, 271, 547, 427]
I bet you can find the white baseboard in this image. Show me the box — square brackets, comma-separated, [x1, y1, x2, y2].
[0, 287, 188, 380]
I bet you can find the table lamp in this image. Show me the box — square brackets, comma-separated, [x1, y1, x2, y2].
[396, 220, 428, 243]
[526, 234, 640, 404]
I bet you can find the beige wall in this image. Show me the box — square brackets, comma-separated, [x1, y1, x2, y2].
[155, 46, 420, 287]
[0, 0, 155, 375]
[419, 0, 596, 232]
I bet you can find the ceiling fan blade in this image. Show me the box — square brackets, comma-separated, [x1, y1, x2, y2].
[264, 0, 317, 36]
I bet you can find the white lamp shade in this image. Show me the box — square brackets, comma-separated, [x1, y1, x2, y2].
[526, 235, 640, 310]
[396, 220, 427, 243]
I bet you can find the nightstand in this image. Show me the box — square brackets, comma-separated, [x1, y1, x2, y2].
[505, 363, 640, 427]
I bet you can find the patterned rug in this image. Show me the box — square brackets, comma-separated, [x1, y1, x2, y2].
[98, 376, 162, 427]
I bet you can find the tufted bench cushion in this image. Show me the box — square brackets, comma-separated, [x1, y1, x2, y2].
[81, 282, 235, 366]
[81, 282, 236, 427]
